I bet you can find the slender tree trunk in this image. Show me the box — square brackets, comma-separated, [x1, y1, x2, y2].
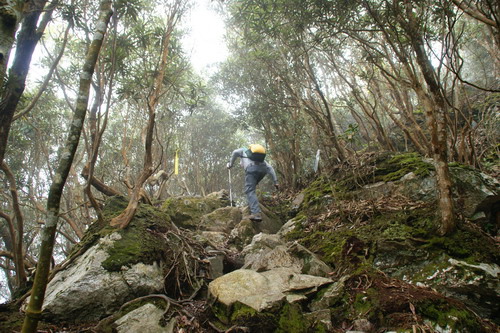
[0, 0, 56, 165]
[0, 161, 27, 287]
[84, 13, 118, 223]
[21, 2, 113, 332]
[405, 4, 456, 235]
[303, 52, 346, 161]
[0, 0, 22, 83]
[111, 0, 184, 228]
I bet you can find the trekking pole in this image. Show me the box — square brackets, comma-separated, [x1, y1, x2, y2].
[228, 167, 233, 207]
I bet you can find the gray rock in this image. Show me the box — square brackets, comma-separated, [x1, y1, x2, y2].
[242, 234, 332, 277]
[208, 269, 285, 311]
[30, 233, 164, 322]
[114, 303, 175, 333]
[208, 268, 333, 313]
[353, 318, 374, 332]
[449, 167, 499, 218]
[162, 190, 230, 229]
[198, 206, 242, 233]
[357, 165, 499, 219]
[277, 218, 299, 237]
[304, 309, 333, 331]
[413, 258, 500, 320]
[206, 250, 225, 279]
[309, 275, 349, 312]
[193, 231, 228, 249]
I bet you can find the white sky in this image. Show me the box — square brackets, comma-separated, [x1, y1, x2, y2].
[182, 0, 228, 74]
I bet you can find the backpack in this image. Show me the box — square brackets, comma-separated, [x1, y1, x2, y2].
[245, 144, 266, 162]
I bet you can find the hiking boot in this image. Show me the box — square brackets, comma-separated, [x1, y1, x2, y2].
[248, 214, 262, 222]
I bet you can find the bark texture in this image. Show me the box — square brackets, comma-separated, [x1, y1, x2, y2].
[21, 1, 113, 332]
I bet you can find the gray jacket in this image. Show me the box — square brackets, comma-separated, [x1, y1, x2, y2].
[228, 148, 278, 184]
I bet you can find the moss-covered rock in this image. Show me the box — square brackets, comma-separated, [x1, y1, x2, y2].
[102, 202, 172, 272]
[198, 206, 242, 233]
[161, 190, 230, 229]
[333, 270, 496, 332]
[282, 152, 499, 327]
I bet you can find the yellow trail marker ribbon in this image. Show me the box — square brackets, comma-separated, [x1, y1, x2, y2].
[174, 149, 179, 175]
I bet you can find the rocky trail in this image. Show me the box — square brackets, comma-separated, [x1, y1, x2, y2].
[1, 153, 499, 332]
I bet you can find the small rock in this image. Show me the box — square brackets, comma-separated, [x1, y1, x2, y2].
[353, 318, 374, 332]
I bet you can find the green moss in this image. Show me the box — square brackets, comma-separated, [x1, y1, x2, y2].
[371, 208, 438, 240]
[101, 202, 171, 272]
[300, 177, 336, 215]
[211, 301, 230, 325]
[161, 195, 228, 228]
[230, 302, 277, 331]
[335, 152, 434, 192]
[369, 153, 432, 182]
[230, 302, 259, 322]
[418, 299, 482, 331]
[353, 292, 374, 315]
[276, 304, 307, 333]
[410, 255, 451, 282]
[214, 302, 310, 332]
[286, 228, 352, 267]
[423, 225, 499, 264]
[67, 196, 129, 260]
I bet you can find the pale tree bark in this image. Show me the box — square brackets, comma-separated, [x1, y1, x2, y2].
[403, 3, 456, 235]
[0, 161, 27, 288]
[21, 1, 113, 332]
[84, 14, 117, 223]
[0, 0, 57, 165]
[111, 0, 186, 229]
[0, 0, 23, 83]
[451, 0, 499, 30]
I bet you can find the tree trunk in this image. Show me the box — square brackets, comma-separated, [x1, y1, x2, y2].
[0, 0, 54, 165]
[0, 161, 27, 288]
[0, 0, 22, 83]
[404, 5, 456, 235]
[21, 2, 112, 332]
[110, 0, 184, 229]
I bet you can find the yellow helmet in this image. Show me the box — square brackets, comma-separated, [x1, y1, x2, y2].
[249, 144, 266, 154]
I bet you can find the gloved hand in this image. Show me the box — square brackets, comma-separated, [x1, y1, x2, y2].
[227, 163, 232, 169]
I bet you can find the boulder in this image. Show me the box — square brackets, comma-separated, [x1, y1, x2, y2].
[277, 216, 303, 238]
[208, 268, 333, 313]
[357, 160, 499, 220]
[198, 206, 242, 233]
[114, 303, 175, 333]
[407, 258, 500, 321]
[449, 166, 499, 218]
[161, 190, 230, 229]
[33, 233, 164, 322]
[241, 233, 332, 277]
[228, 218, 260, 250]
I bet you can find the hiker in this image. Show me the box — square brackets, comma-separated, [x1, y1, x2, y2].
[227, 144, 279, 221]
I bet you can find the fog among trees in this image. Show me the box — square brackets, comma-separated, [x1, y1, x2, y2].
[1, 0, 498, 307]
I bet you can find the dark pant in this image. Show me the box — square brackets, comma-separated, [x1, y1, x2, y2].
[244, 164, 267, 214]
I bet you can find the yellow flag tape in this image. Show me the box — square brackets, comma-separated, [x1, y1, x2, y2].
[174, 149, 179, 175]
